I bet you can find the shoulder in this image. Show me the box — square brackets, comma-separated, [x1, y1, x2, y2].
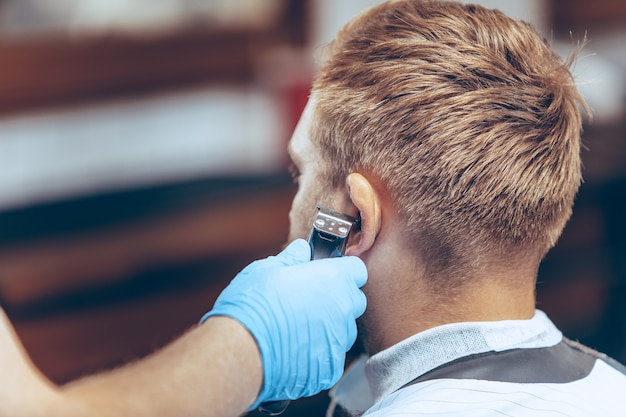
[363, 363, 626, 417]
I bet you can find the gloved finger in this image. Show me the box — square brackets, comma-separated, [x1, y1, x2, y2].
[314, 257, 368, 317]
[340, 256, 368, 288]
[311, 256, 367, 288]
[274, 239, 311, 266]
[258, 239, 311, 269]
[337, 269, 368, 318]
[238, 239, 311, 274]
[351, 287, 367, 318]
[328, 355, 347, 388]
[346, 315, 359, 349]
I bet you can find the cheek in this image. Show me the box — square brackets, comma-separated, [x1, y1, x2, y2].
[288, 173, 340, 242]
[288, 187, 318, 241]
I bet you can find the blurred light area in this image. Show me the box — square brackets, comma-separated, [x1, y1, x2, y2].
[460, 0, 548, 33]
[0, 87, 286, 211]
[562, 32, 626, 124]
[0, 0, 285, 38]
[312, 0, 546, 52]
[0, 0, 623, 212]
[311, 0, 384, 49]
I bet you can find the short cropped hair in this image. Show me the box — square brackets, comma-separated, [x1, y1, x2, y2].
[311, 0, 587, 282]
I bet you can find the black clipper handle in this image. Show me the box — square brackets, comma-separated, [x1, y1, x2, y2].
[258, 400, 290, 415]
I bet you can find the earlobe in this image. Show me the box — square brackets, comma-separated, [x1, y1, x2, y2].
[345, 173, 382, 257]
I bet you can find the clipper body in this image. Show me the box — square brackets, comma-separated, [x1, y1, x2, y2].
[307, 207, 359, 260]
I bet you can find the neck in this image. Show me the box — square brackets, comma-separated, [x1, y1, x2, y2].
[360, 250, 537, 355]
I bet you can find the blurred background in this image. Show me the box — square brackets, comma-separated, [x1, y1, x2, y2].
[0, 1, 624, 416]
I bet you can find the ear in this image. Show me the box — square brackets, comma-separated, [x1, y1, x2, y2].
[345, 173, 382, 257]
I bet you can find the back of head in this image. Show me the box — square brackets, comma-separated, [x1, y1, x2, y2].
[311, 0, 586, 285]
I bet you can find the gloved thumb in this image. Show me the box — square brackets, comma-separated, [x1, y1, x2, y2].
[270, 239, 311, 266]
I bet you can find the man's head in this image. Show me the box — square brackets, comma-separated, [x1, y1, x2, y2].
[291, 0, 585, 274]
[287, 0, 586, 348]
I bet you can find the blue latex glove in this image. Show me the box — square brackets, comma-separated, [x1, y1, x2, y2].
[201, 239, 367, 409]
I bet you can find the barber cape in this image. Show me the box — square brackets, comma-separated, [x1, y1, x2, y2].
[328, 310, 626, 417]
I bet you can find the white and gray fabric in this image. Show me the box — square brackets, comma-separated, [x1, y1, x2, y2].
[328, 310, 626, 417]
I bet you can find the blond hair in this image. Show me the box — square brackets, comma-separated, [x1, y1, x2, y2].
[311, 0, 587, 281]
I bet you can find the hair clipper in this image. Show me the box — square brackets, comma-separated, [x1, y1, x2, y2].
[307, 206, 359, 260]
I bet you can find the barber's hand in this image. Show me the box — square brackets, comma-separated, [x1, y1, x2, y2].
[201, 239, 367, 409]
